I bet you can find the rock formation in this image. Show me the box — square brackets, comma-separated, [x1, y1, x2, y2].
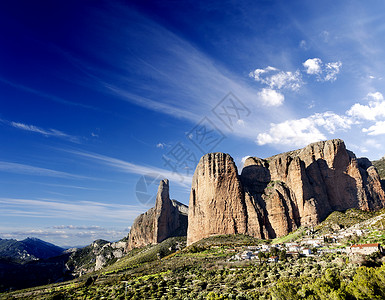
[187, 153, 248, 246]
[187, 139, 385, 245]
[127, 179, 188, 250]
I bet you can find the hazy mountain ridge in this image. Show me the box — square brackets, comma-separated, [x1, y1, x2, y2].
[0, 237, 64, 263]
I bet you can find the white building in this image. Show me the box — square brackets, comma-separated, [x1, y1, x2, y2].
[347, 243, 382, 255]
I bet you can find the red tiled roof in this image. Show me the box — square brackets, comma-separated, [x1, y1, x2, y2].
[351, 243, 379, 248]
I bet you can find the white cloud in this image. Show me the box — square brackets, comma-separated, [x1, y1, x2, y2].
[324, 61, 342, 82]
[52, 225, 105, 230]
[249, 67, 303, 91]
[257, 91, 385, 146]
[257, 118, 326, 147]
[238, 155, 251, 171]
[257, 112, 352, 147]
[241, 156, 251, 164]
[303, 58, 322, 75]
[368, 92, 384, 101]
[4, 120, 80, 143]
[347, 92, 385, 121]
[269, 70, 302, 90]
[311, 112, 352, 134]
[362, 121, 385, 135]
[303, 58, 342, 81]
[258, 88, 285, 107]
[156, 142, 166, 149]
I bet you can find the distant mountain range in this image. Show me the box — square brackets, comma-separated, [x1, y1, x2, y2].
[0, 237, 127, 292]
[0, 237, 64, 263]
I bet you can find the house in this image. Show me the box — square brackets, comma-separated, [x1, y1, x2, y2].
[302, 248, 312, 256]
[268, 256, 279, 263]
[241, 251, 253, 260]
[288, 244, 300, 252]
[348, 243, 382, 255]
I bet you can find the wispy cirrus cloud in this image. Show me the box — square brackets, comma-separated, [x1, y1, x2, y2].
[10, 121, 80, 142]
[0, 196, 140, 245]
[0, 77, 97, 111]
[0, 161, 98, 180]
[0, 118, 80, 143]
[63, 149, 193, 187]
[0, 197, 145, 222]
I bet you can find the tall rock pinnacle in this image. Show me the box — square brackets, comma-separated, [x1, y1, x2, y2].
[126, 179, 188, 251]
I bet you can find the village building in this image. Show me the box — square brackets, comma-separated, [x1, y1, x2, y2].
[347, 243, 382, 255]
[241, 251, 253, 260]
[288, 244, 301, 252]
[268, 256, 279, 263]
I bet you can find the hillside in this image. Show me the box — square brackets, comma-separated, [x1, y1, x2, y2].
[3, 226, 385, 300]
[373, 157, 385, 179]
[315, 208, 385, 234]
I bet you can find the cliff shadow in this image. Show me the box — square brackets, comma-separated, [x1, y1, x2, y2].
[240, 164, 271, 194]
[305, 158, 359, 219]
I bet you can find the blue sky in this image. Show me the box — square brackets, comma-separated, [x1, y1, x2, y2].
[1, 0, 385, 247]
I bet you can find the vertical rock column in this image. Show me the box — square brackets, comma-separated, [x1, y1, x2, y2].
[187, 153, 247, 245]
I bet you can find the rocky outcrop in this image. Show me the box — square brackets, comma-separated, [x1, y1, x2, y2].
[127, 179, 188, 251]
[187, 139, 385, 245]
[187, 153, 248, 245]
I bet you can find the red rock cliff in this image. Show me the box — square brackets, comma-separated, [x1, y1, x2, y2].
[187, 139, 385, 245]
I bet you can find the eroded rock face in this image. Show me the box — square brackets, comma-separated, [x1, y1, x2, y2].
[187, 153, 248, 245]
[187, 139, 385, 245]
[126, 179, 188, 251]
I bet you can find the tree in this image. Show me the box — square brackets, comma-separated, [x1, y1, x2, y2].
[347, 266, 384, 299]
[258, 251, 266, 262]
[271, 281, 299, 300]
[270, 247, 279, 257]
